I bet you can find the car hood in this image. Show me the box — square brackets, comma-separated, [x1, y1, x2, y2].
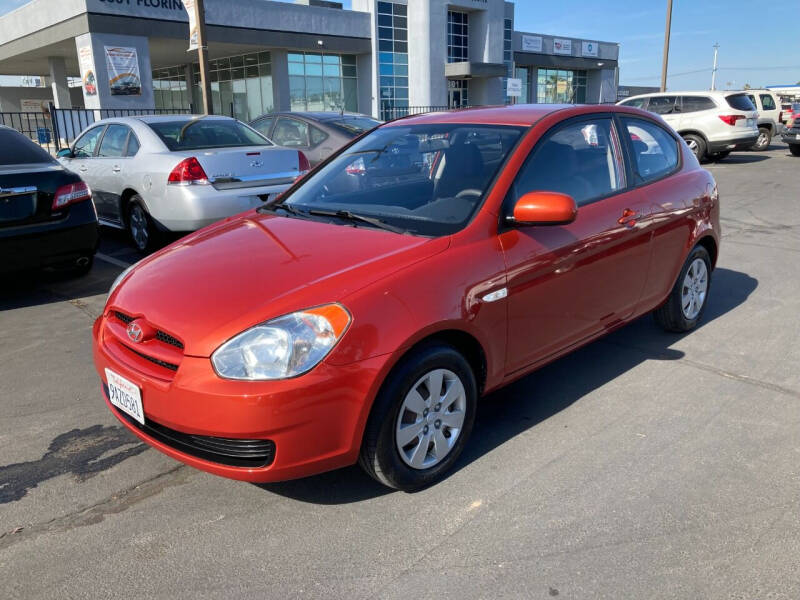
[110, 211, 449, 357]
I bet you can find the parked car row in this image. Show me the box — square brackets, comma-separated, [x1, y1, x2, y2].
[617, 89, 780, 160]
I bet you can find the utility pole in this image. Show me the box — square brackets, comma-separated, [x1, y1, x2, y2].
[192, 0, 213, 114]
[660, 0, 673, 92]
[711, 43, 719, 91]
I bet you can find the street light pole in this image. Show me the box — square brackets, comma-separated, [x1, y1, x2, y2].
[711, 43, 719, 91]
[192, 0, 213, 115]
[660, 0, 673, 92]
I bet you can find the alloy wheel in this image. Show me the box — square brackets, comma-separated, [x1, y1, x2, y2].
[681, 257, 708, 320]
[395, 368, 467, 469]
[129, 204, 149, 251]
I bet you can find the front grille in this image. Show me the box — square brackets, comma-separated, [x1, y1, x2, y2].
[123, 344, 179, 371]
[113, 311, 184, 350]
[106, 385, 276, 468]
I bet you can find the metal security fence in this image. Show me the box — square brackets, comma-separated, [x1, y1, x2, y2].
[0, 111, 58, 154]
[380, 105, 455, 121]
[49, 105, 191, 148]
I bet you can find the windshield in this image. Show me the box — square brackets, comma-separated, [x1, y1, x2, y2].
[278, 123, 525, 236]
[328, 117, 382, 136]
[148, 119, 272, 151]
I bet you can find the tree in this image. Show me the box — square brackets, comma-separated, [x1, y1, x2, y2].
[743, 83, 751, 90]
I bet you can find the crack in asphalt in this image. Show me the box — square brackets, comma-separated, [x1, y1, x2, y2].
[0, 465, 191, 550]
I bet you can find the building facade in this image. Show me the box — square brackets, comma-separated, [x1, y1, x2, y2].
[0, 0, 620, 121]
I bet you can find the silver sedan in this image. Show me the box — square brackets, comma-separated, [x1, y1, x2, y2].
[57, 115, 308, 251]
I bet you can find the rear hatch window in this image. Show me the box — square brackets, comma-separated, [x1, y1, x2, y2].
[725, 94, 756, 111]
[148, 119, 272, 151]
[0, 128, 56, 166]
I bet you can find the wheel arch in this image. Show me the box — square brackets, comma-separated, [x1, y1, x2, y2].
[695, 234, 718, 268]
[119, 188, 141, 226]
[677, 129, 709, 144]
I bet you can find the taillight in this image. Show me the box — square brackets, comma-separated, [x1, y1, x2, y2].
[718, 114, 746, 126]
[297, 151, 310, 173]
[345, 156, 366, 175]
[168, 157, 209, 185]
[52, 181, 91, 210]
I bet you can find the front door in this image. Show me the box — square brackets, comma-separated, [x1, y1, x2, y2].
[500, 116, 654, 374]
[92, 124, 130, 222]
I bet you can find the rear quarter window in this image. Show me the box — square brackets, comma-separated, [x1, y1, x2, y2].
[726, 94, 756, 111]
[0, 128, 56, 166]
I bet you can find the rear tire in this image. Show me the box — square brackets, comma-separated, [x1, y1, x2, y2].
[789, 144, 800, 157]
[654, 245, 712, 333]
[127, 197, 160, 253]
[752, 127, 771, 151]
[682, 134, 706, 162]
[359, 343, 477, 491]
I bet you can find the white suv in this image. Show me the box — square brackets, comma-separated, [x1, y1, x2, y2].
[617, 91, 759, 162]
[745, 89, 784, 150]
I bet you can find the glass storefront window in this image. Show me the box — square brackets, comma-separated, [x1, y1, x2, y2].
[536, 68, 587, 104]
[152, 66, 191, 111]
[287, 52, 358, 113]
[447, 11, 469, 63]
[514, 67, 529, 104]
[378, 2, 409, 120]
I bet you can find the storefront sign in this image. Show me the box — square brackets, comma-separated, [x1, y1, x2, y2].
[582, 41, 598, 57]
[521, 35, 542, 53]
[20, 99, 49, 113]
[79, 46, 98, 97]
[182, 0, 199, 50]
[506, 78, 522, 97]
[553, 38, 572, 55]
[105, 46, 142, 96]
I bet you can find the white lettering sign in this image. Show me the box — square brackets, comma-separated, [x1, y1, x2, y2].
[506, 78, 522, 97]
[553, 38, 572, 55]
[582, 41, 599, 57]
[521, 35, 543, 53]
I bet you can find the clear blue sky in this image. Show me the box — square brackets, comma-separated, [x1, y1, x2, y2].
[1, 0, 797, 90]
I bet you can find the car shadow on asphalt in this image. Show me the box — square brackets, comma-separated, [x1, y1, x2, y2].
[714, 154, 770, 164]
[256, 267, 757, 504]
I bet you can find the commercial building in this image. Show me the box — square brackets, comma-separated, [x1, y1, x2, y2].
[0, 0, 620, 121]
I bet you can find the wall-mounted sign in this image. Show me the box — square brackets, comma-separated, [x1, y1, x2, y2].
[105, 46, 142, 96]
[553, 38, 572, 55]
[521, 35, 543, 53]
[506, 78, 522, 97]
[582, 41, 599, 57]
[20, 99, 49, 113]
[78, 46, 97, 96]
[182, 0, 199, 51]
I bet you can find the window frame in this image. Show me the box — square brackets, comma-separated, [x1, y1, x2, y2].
[500, 114, 631, 229]
[614, 113, 683, 188]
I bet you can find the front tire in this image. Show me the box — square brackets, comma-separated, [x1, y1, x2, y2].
[789, 144, 800, 157]
[359, 343, 477, 491]
[752, 127, 771, 151]
[682, 134, 706, 162]
[654, 245, 712, 333]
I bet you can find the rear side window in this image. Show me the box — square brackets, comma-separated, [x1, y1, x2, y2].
[148, 119, 271, 151]
[73, 126, 105, 158]
[759, 94, 776, 111]
[272, 118, 309, 147]
[251, 116, 273, 137]
[513, 118, 625, 207]
[97, 125, 129, 158]
[126, 134, 140, 157]
[726, 94, 756, 111]
[621, 117, 679, 183]
[310, 125, 328, 146]
[682, 96, 716, 113]
[619, 98, 647, 109]
[0, 128, 56, 165]
[647, 96, 679, 115]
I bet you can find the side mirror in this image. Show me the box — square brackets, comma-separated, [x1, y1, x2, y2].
[56, 148, 74, 159]
[509, 191, 578, 226]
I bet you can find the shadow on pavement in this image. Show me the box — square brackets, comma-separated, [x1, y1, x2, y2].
[258, 267, 757, 504]
[715, 154, 770, 164]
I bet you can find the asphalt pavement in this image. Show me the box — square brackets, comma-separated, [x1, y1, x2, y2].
[1, 143, 799, 599]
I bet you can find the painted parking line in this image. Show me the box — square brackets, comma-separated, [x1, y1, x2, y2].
[95, 252, 133, 269]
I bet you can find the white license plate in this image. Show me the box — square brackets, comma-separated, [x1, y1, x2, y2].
[796, 134, 800, 140]
[746, 118, 755, 127]
[106, 368, 145, 425]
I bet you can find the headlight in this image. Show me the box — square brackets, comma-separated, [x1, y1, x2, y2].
[108, 264, 135, 298]
[211, 303, 351, 380]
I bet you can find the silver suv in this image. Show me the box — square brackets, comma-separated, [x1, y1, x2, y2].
[617, 91, 759, 162]
[745, 89, 783, 150]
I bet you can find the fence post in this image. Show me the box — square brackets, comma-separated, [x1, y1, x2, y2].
[48, 102, 61, 151]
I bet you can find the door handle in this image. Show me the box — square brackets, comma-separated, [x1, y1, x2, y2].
[79, 166, 88, 172]
[618, 208, 641, 226]
[112, 166, 121, 173]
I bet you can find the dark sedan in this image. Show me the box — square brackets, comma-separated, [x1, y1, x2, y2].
[0, 126, 98, 275]
[250, 112, 380, 166]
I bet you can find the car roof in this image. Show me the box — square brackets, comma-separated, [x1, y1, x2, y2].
[620, 90, 752, 102]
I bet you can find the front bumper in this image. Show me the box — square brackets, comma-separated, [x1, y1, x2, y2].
[149, 182, 293, 232]
[781, 129, 800, 144]
[0, 200, 98, 273]
[92, 313, 389, 483]
[707, 133, 760, 153]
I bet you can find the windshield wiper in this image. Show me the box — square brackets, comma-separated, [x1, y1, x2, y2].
[306, 209, 407, 234]
[257, 201, 308, 218]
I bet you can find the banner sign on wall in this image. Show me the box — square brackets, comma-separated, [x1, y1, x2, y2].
[582, 41, 599, 57]
[79, 46, 98, 96]
[521, 35, 542, 53]
[105, 46, 142, 96]
[182, 0, 199, 51]
[553, 38, 572, 55]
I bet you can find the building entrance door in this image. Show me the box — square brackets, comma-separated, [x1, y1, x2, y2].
[447, 80, 469, 108]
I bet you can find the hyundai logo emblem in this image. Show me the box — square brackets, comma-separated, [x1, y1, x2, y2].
[127, 321, 144, 343]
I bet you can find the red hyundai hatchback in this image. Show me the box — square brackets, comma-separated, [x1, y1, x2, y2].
[94, 104, 719, 490]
